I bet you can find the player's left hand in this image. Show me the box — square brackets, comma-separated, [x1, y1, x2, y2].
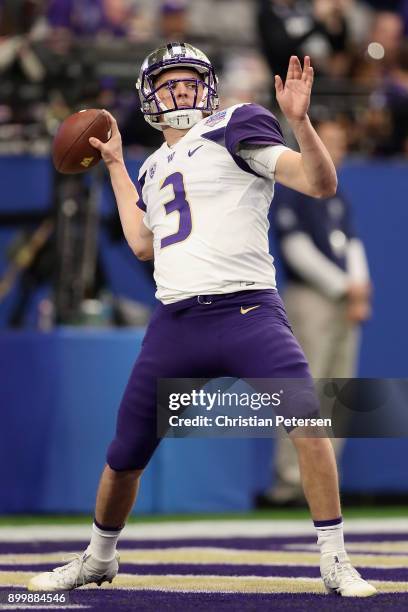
[275, 56, 314, 123]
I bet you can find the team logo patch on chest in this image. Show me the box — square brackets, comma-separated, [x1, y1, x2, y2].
[149, 163, 157, 179]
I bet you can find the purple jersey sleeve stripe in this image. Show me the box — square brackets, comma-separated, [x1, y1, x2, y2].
[136, 171, 147, 212]
[201, 126, 226, 145]
[203, 105, 286, 178]
[226, 104, 286, 153]
[202, 126, 267, 179]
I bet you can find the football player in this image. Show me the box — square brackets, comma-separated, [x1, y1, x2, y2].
[29, 43, 376, 597]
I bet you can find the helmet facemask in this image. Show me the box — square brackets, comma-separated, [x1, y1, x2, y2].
[136, 43, 219, 131]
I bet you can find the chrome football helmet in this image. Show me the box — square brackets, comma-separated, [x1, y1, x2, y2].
[136, 42, 219, 131]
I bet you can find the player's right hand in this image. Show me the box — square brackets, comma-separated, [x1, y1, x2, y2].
[89, 110, 124, 167]
[347, 299, 371, 323]
[275, 56, 314, 124]
[346, 283, 372, 322]
[346, 283, 372, 302]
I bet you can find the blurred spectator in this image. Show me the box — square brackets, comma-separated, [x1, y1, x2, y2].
[0, 0, 46, 37]
[1, 0, 407, 157]
[256, 119, 372, 507]
[364, 0, 401, 11]
[350, 9, 407, 156]
[137, 0, 257, 45]
[257, 0, 355, 81]
[188, 0, 257, 45]
[219, 50, 271, 107]
[43, 1, 158, 148]
[159, 0, 188, 41]
[380, 40, 408, 155]
[0, 0, 52, 153]
[0, 0, 47, 82]
[46, 0, 142, 40]
[401, 0, 408, 35]
[369, 10, 404, 70]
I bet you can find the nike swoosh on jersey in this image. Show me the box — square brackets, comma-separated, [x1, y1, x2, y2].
[188, 144, 204, 157]
[240, 305, 261, 315]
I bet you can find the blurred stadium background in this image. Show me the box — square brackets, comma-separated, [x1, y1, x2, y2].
[0, 0, 408, 609]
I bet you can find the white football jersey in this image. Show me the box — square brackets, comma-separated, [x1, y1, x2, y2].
[136, 103, 289, 304]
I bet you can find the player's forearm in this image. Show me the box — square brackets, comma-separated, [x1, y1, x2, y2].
[108, 161, 153, 259]
[289, 116, 337, 198]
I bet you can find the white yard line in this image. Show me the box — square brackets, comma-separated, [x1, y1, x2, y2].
[0, 518, 407, 542]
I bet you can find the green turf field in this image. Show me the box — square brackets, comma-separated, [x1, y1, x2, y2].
[0, 506, 406, 525]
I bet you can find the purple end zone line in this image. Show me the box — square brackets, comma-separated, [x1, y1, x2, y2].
[1, 533, 407, 554]
[1, 587, 408, 612]
[1, 538, 316, 554]
[2, 563, 407, 582]
[1, 587, 407, 612]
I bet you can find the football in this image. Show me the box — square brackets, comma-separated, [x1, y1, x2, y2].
[52, 109, 111, 174]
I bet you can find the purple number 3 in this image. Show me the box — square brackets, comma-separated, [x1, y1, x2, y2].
[160, 172, 192, 248]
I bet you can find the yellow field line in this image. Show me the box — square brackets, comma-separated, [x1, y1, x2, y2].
[1, 549, 408, 568]
[1, 572, 408, 594]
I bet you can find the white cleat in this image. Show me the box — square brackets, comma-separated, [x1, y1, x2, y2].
[321, 552, 377, 597]
[27, 551, 119, 592]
